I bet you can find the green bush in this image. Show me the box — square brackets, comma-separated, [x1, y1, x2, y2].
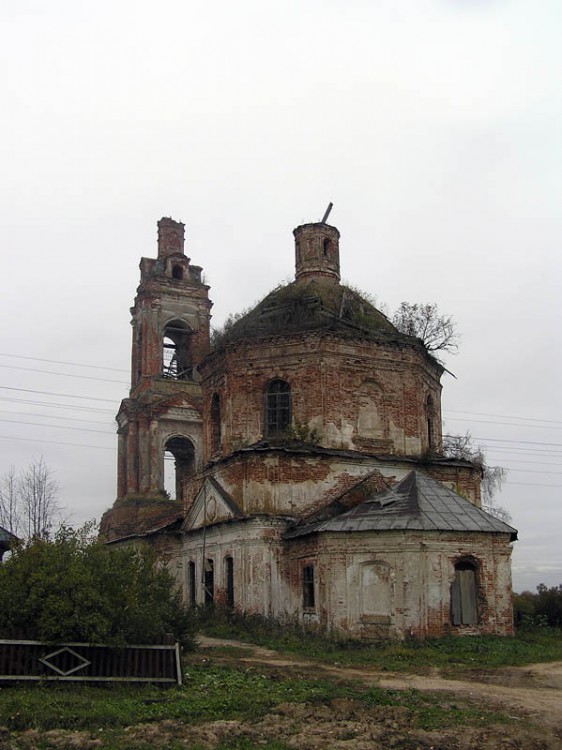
[0, 524, 194, 648]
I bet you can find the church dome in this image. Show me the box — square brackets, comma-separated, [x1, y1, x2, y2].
[212, 222, 406, 348]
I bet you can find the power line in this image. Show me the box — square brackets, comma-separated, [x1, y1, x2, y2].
[0, 386, 117, 403]
[445, 435, 562, 448]
[0, 396, 115, 414]
[0, 435, 114, 450]
[0, 352, 129, 373]
[0, 363, 128, 385]
[0, 418, 114, 435]
[445, 417, 562, 431]
[444, 409, 562, 426]
[504, 481, 562, 488]
[0, 409, 113, 427]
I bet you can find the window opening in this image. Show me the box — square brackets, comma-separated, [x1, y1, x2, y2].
[451, 561, 478, 625]
[204, 559, 214, 604]
[188, 561, 196, 607]
[323, 238, 331, 257]
[265, 379, 291, 437]
[164, 436, 195, 500]
[172, 265, 183, 280]
[162, 320, 192, 380]
[303, 565, 315, 609]
[225, 556, 234, 608]
[426, 395, 435, 451]
[211, 393, 221, 454]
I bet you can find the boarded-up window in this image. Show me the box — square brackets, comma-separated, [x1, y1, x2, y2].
[451, 562, 478, 625]
[303, 565, 315, 609]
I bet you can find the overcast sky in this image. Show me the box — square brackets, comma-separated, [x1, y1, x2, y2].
[1, 0, 561, 592]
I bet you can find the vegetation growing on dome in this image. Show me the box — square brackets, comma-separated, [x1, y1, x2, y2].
[210, 277, 403, 349]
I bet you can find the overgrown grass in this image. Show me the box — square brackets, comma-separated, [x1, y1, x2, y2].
[196, 607, 562, 674]
[0, 661, 508, 738]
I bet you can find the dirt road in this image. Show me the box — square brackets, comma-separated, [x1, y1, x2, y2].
[196, 635, 562, 749]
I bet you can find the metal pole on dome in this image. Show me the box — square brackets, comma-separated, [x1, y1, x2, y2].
[321, 202, 333, 224]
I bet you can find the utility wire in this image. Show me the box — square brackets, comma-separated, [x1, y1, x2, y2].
[444, 435, 562, 448]
[0, 396, 115, 414]
[0, 352, 129, 373]
[444, 409, 562, 426]
[0, 418, 114, 435]
[0, 435, 114, 450]
[0, 386, 117, 403]
[0, 409, 113, 427]
[445, 417, 562, 431]
[0, 364, 128, 385]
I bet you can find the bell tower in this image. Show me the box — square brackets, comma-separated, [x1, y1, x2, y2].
[101, 218, 212, 541]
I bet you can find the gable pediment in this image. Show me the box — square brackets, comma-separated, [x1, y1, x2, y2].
[184, 477, 243, 531]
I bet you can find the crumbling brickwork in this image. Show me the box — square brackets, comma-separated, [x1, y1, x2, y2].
[101, 216, 516, 639]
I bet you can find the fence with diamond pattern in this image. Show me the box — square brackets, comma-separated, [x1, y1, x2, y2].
[0, 639, 182, 685]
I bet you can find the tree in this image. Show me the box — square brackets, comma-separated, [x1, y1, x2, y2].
[443, 432, 510, 521]
[0, 465, 21, 536]
[19, 457, 61, 538]
[0, 523, 195, 648]
[0, 457, 62, 539]
[513, 584, 562, 629]
[392, 302, 459, 362]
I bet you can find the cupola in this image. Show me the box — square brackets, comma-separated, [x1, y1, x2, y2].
[294, 222, 340, 282]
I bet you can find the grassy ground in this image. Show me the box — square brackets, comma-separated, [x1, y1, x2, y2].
[0, 660, 510, 747]
[196, 609, 562, 674]
[1, 619, 561, 749]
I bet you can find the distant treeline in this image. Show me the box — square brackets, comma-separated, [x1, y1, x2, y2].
[513, 584, 562, 629]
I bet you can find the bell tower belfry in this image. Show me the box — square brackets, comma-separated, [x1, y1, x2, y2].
[110, 218, 212, 528]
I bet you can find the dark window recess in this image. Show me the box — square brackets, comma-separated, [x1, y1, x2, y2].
[204, 559, 214, 605]
[211, 393, 221, 454]
[426, 395, 435, 450]
[303, 565, 315, 609]
[162, 320, 193, 380]
[451, 562, 478, 625]
[188, 561, 196, 607]
[265, 379, 291, 436]
[172, 265, 183, 280]
[323, 238, 331, 256]
[225, 556, 234, 608]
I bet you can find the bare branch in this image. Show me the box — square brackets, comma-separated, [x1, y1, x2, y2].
[392, 302, 459, 362]
[443, 432, 510, 521]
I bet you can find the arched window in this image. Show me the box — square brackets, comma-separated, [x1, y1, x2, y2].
[211, 393, 221, 455]
[172, 264, 183, 280]
[303, 565, 315, 609]
[188, 561, 196, 607]
[162, 320, 192, 380]
[451, 560, 479, 625]
[204, 559, 214, 605]
[323, 238, 332, 257]
[265, 379, 291, 437]
[164, 436, 195, 500]
[225, 556, 234, 608]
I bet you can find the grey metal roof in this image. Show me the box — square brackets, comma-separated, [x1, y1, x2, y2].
[284, 470, 518, 541]
[0, 525, 18, 546]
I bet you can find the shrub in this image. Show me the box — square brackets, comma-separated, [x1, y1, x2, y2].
[0, 524, 194, 648]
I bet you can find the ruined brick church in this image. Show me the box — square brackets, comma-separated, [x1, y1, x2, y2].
[101, 216, 517, 639]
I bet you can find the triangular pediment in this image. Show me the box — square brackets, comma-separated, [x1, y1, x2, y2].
[183, 476, 243, 531]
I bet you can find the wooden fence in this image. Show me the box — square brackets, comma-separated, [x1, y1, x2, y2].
[0, 639, 182, 685]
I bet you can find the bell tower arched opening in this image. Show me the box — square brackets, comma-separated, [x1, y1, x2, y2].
[164, 435, 195, 501]
[163, 320, 193, 380]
